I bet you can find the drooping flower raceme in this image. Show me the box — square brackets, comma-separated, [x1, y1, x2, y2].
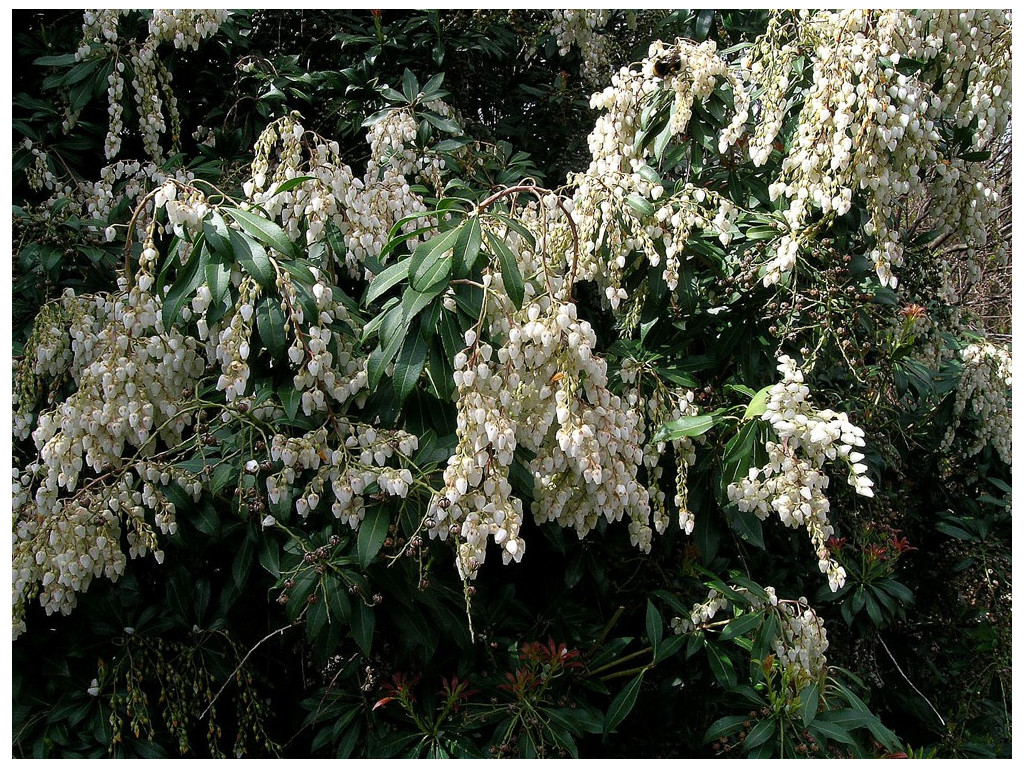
[12, 247, 205, 638]
[942, 341, 1012, 465]
[429, 293, 653, 579]
[745, 9, 1011, 287]
[728, 356, 874, 591]
[673, 585, 829, 691]
[565, 38, 744, 305]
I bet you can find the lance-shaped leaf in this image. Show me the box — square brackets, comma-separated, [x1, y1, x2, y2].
[409, 227, 459, 292]
[454, 216, 482, 276]
[366, 258, 412, 305]
[225, 205, 300, 259]
[161, 241, 209, 331]
[228, 227, 275, 288]
[255, 296, 288, 361]
[393, 331, 428, 404]
[483, 229, 524, 309]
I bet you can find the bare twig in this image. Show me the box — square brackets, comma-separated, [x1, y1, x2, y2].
[200, 622, 301, 720]
[878, 635, 946, 727]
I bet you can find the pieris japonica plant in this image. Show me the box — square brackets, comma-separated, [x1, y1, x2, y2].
[12, 9, 1010, 759]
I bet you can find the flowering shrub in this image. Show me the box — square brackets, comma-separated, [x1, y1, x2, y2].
[12, 9, 1010, 758]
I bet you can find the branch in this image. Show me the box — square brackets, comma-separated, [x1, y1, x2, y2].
[878, 635, 946, 727]
[200, 621, 301, 720]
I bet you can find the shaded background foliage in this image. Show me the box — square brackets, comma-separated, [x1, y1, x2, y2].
[11, 9, 1010, 759]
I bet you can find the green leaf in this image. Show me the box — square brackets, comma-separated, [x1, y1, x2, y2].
[357, 507, 390, 568]
[420, 72, 446, 100]
[279, 259, 318, 286]
[401, 68, 419, 101]
[401, 283, 445, 325]
[492, 213, 537, 250]
[229, 227, 276, 288]
[645, 600, 663, 657]
[744, 385, 773, 420]
[654, 634, 687, 663]
[379, 225, 435, 262]
[306, 594, 329, 643]
[454, 216, 482, 276]
[255, 297, 288, 360]
[934, 521, 975, 540]
[258, 536, 280, 577]
[232, 535, 254, 589]
[439, 310, 463, 363]
[191, 501, 221, 537]
[809, 720, 858, 746]
[367, 304, 406, 389]
[203, 211, 233, 258]
[352, 601, 375, 655]
[704, 715, 747, 743]
[720, 611, 762, 641]
[225, 205, 299, 259]
[800, 682, 820, 726]
[327, 580, 352, 624]
[724, 506, 764, 548]
[409, 227, 459, 292]
[876, 579, 914, 604]
[205, 258, 232, 306]
[33, 53, 78, 67]
[435, 137, 471, 151]
[657, 367, 700, 388]
[653, 413, 715, 441]
[863, 591, 884, 626]
[653, 118, 673, 163]
[603, 669, 645, 734]
[744, 225, 780, 241]
[744, 718, 775, 750]
[721, 419, 765, 490]
[729, 574, 770, 603]
[484, 229, 524, 309]
[705, 642, 737, 687]
[210, 463, 237, 495]
[393, 331, 428, 404]
[750, 613, 777, 668]
[279, 386, 301, 420]
[421, 110, 460, 134]
[161, 241, 209, 332]
[269, 175, 315, 197]
[625, 193, 655, 217]
[412, 251, 452, 294]
[695, 9, 715, 40]
[365, 258, 411, 304]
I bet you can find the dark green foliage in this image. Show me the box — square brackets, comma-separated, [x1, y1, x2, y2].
[11, 9, 1011, 760]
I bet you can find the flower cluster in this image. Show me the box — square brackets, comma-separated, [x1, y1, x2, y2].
[264, 423, 419, 531]
[244, 114, 433, 278]
[25, 10, 228, 238]
[566, 39, 743, 301]
[672, 585, 828, 689]
[620, 356, 700, 536]
[548, 10, 613, 87]
[12, 247, 206, 636]
[12, 464, 199, 638]
[76, 10, 122, 60]
[104, 63, 126, 159]
[744, 10, 1011, 287]
[429, 286, 653, 579]
[366, 103, 460, 188]
[773, 599, 830, 686]
[14, 290, 110, 440]
[147, 9, 228, 50]
[728, 356, 874, 591]
[942, 341, 1012, 465]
